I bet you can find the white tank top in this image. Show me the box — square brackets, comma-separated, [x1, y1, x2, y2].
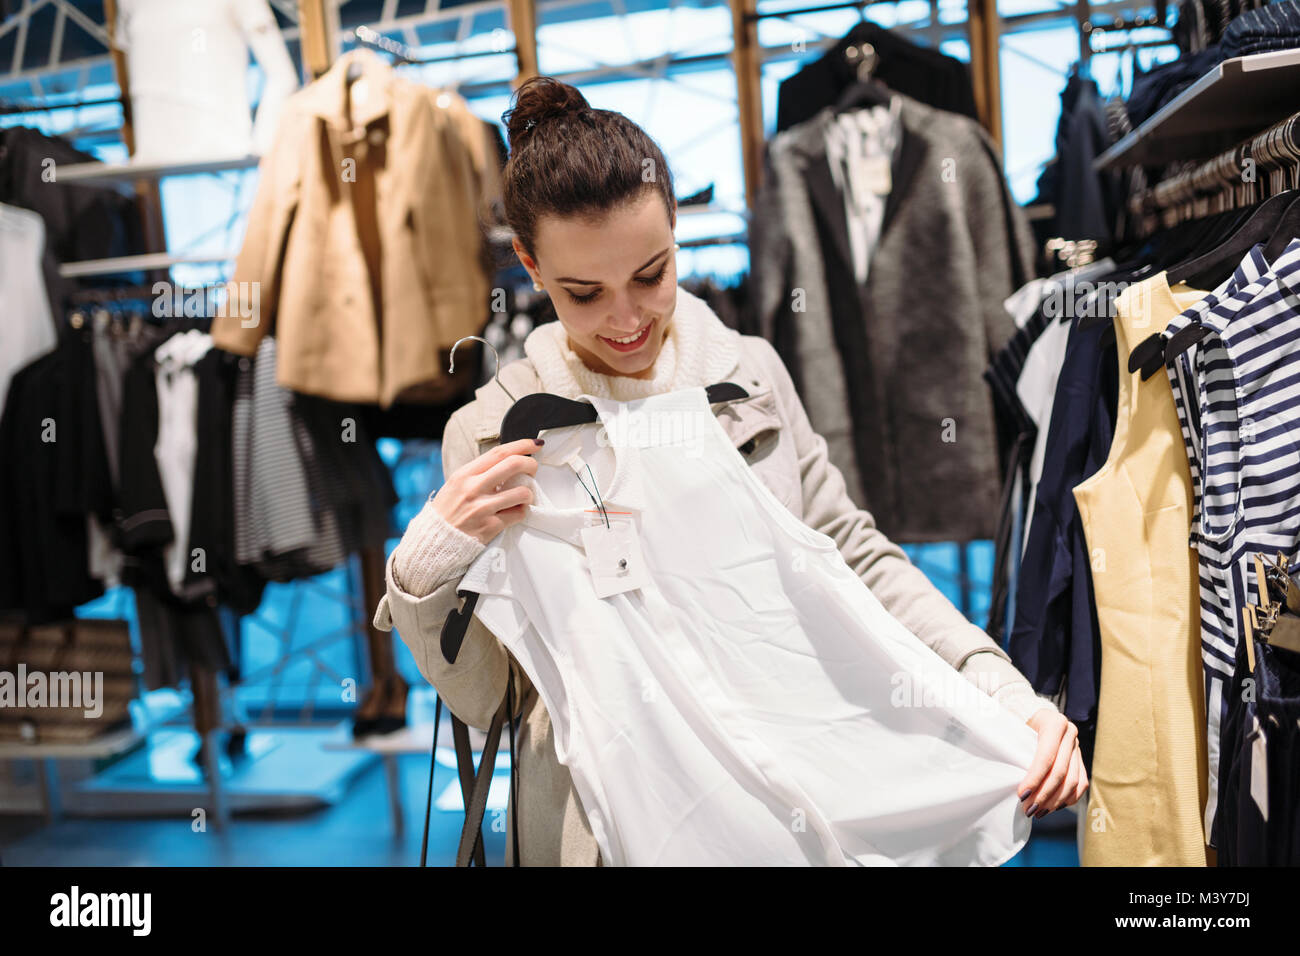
[460, 386, 1039, 866]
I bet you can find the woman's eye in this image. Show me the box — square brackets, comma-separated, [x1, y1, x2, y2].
[635, 268, 666, 287]
[567, 288, 600, 305]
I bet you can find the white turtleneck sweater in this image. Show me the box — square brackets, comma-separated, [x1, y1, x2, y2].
[392, 286, 741, 597]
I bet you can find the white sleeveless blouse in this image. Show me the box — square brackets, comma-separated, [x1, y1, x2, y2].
[460, 385, 1038, 865]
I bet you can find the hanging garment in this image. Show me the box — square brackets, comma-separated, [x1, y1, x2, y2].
[230, 338, 342, 579]
[0, 204, 56, 419]
[1162, 239, 1300, 850]
[822, 101, 901, 285]
[226, 337, 395, 581]
[1072, 274, 1210, 866]
[1161, 245, 1270, 847]
[983, 260, 1114, 645]
[0, 332, 112, 620]
[1165, 246, 1269, 551]
[115, 0, 297, 162]
[1030, 72, 1124, 245]
[189, 349, 265, 614]
[752, 92, 1035, 542]
[459, 386, 1040, 866]
[153, 329, 214, 600]
[116, 341, 232, 690]
[1219, 639, 1300, 864]
[776, 22, 978, 133]
[1007, 306, 1120, 772]
[91, 317, 170, 493]
[210, 49, 495, 407]
[0, 127, 144, 314]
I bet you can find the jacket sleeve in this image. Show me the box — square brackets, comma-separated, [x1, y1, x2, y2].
[373, 408, 532, 730]
[756, 337, 1057, 724]
[968, 125, 1037, 360]
[749, 140, 794, 350]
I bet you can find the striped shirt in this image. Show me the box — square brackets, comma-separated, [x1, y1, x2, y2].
[1162, 237, 1300, 846]
[1165, 246, 1271, 545]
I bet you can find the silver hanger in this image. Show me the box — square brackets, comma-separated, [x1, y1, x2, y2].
[449, 334, 516, 402]
[845, 41, 878, 82]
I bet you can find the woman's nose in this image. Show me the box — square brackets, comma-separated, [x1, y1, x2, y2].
[608, 298, 641, 332]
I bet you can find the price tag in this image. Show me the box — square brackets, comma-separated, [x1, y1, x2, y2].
[579, 519, 648, 599]
[861, 153, 892, 195]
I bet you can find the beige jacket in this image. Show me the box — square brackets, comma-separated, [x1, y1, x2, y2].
[374, 332, 1055, 865]
[211, 49, 495, 407]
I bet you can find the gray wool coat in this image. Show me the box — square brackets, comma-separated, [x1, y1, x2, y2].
[750, 93, 1037, 544]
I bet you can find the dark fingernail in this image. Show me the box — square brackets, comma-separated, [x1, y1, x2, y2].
[1036, 809, 1049, 819]
[534, 438, 544, 445]
[1026, 803, 1038, 816]
[1019, 789, 1032, 801]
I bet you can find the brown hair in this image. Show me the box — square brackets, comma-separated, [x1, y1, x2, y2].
[501, 76, 676, 258]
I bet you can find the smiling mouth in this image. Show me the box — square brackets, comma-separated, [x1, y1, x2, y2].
[599, 322, 653, 352]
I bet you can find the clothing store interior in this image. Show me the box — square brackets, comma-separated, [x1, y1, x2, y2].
[2, 0, 1299, 869]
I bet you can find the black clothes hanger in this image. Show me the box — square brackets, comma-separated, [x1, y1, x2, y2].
[1167, 192, 1297, 289]
[1123, 111, 1300, 371]
[834, 41, 892, 113]
[1159, 195, 1300, 370]
[1114, 203, 1271, 371]
[835, 76, 893, 113]
[1263, 194, 1300, 261]
[1127, 195, 1300, 377]
[499, 382, 749, 444]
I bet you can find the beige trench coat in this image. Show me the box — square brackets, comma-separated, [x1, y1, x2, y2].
[374, 332, 1054, 865]
[211, 49, 495, 407]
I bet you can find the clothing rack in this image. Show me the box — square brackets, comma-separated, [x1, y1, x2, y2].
[349, 24, 517, 68]
[57, 252, 237, 279]
[1080, 12, 1169, 36]
[741, 0, 892, 21]
[0, 96, 123, 116]
[65, 281, 230, 306]
[351, 24, 420, 64]
[1130, 110, 1300, 233]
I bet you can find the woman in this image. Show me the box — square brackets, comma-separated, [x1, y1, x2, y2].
[373, 76, 1087, 865]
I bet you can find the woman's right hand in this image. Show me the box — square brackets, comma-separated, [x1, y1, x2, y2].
[432, 437, 543, 545]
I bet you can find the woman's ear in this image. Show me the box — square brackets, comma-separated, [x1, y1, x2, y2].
[512, 237, 540, 285]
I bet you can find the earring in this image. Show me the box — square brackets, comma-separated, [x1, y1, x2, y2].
[674, 243, 680, 252]
[533, 280, 543, 291]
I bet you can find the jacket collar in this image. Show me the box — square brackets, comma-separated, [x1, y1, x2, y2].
[780, 95, 927, 268]
[298, 48, 398, 132]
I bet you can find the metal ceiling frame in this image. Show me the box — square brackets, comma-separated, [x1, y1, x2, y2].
[3, 0, 1170, 92]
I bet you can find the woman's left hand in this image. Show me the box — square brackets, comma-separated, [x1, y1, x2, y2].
[1018, 710, 1088, 819]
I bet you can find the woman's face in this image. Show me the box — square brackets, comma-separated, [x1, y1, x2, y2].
[515, 190, 677, 379]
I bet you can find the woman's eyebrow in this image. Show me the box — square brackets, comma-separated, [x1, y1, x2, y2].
[555, 247, 670, 285]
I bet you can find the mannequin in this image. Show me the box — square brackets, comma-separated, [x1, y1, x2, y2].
[116, 0, 298, 163]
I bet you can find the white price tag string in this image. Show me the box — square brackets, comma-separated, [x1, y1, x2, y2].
[573, 459, 610, 529]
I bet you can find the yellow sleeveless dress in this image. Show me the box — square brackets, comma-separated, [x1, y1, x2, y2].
[1073, 274, 1210, 866]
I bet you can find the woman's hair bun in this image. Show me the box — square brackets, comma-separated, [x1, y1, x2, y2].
[503, 76, 591, 151]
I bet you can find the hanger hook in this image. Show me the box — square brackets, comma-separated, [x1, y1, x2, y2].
[449, 334, 516, 403]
